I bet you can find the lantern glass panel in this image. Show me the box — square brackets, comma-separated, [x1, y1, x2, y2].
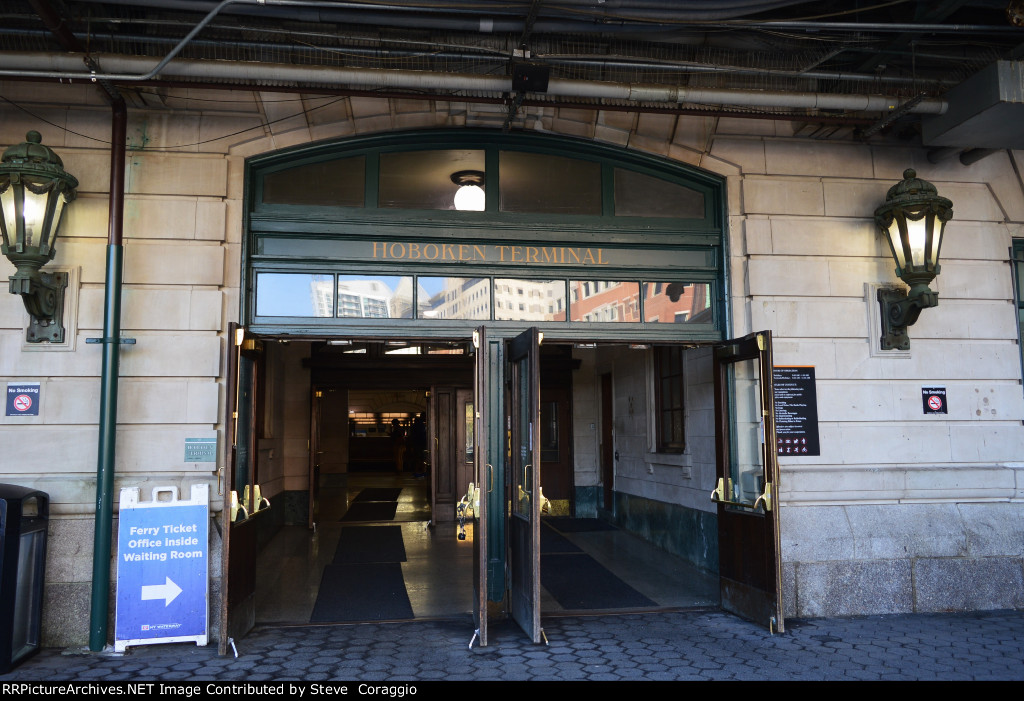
[928, 221, 944, 268]
[886, 218, 906, 270]
[905, 213, 928, 269]
[21, 187, 49, 249]
[47, 192, 68, 249]
[1, 185, 17, 244]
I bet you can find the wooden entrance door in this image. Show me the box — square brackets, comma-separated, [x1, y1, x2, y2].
[713, 331, 783, 633]
[219, 324, 260, 654]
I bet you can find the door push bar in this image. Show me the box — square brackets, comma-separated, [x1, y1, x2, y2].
[710, 477, 773, 512]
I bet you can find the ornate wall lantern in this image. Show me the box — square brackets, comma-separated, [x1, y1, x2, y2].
[873, 169, 953, 350]
[0, 131, 78, 343]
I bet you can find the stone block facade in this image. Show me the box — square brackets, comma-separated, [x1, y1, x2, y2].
[2, 86, 1023, 645]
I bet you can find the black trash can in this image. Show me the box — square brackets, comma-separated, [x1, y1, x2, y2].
[0, 485, 48, 674]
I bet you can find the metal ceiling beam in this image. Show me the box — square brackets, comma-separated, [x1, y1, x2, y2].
[45, 0, 1024, 35]
[854, 0, 971, 74]
[0, 51, 949, 115]
[0, 26, 961, 88]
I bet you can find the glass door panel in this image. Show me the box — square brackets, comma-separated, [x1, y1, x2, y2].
[726, 358, 765, 507]
[507, 327, 542, 643]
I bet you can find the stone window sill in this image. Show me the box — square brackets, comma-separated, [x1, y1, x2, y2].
[644, 452, 692, 479]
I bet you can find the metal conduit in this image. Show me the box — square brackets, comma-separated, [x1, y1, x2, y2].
[67, 0, 829, 24]
[0, 52, 950, 114]
[0, 28, 952, 89]
[64, 0, 1024, 34]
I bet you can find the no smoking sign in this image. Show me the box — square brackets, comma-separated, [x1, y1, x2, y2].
[922, 387, 947, 415]
[6, 382, 40, 417]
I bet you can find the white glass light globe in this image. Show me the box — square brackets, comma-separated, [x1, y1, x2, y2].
[454, 184, 485, 211]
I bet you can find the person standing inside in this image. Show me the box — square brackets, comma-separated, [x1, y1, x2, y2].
[409, 413, 427, 477]
[390, 418, 407, 473]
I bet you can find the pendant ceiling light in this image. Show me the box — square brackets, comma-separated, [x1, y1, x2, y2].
[451, 170, 485, 211]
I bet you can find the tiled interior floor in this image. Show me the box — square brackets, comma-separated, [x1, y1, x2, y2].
[255, 472, 718, 624]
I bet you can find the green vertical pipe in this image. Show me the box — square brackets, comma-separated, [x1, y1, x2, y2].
[89, 244, 123, 650]
[90, 101, 126, 652]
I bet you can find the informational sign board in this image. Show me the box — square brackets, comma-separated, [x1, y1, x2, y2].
[184, 437, 217, 463]
[772, 366, 820, 456]
[115, 484, 209, 652]
[922, 387, 948, 414]
[6, 382, 40, 417]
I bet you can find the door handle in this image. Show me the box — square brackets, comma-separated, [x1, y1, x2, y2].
[711, 477, 728, 503]
[754, 482, 773, 512]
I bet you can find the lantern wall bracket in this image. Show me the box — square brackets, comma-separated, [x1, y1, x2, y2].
[11, 269, 68, 344]
[877, 285, 939, 351]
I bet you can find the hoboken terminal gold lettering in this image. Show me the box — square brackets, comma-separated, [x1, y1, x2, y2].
[371, 242, 610, 265]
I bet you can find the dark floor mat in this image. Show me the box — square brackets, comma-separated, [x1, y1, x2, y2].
[349, 461, 396, 473]
[541, 552, 656, 610]
[353, 488, 403, 502]
[333, 525, 406, 564]
[541, 522, 582, 554]
[310, 563, 414, 622]
[544, 517, 618, 533]
[341, 501, 398, 522]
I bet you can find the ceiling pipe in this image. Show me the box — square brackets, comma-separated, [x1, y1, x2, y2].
[61, 0, 840, 26]
[66, 0, 1024, 34]
[0, 27, 954, 88]
[0, 52, 950, 115]
[927, 147, 960, 164]
[959, 148, 1001, 165]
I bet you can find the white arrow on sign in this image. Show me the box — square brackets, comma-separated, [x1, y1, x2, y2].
[141, 576, 183, 606]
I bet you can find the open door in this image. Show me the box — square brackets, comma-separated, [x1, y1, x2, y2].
[712, 330, 783, 633]
[507, 327, 543, 644]
[308, 388, 322, 531]
[219, 325, 261, 654]
[470, 328, 490, 646]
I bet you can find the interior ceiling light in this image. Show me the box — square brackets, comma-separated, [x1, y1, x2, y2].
[451, 170, 485, 211]
[1009, 0, 1024, 27]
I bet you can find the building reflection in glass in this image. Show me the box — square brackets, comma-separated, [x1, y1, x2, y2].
[569, 281, 640, 322]
[334, 275, 415, 319]
[255, 272, 335, 317]
[642, 282, 712, 324]
[494, 279, 566, 321]
[256, 271, 713, 325]
[420, 277, 491, 320]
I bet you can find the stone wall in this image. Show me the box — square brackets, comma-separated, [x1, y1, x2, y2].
[3, 84, 1024, 646]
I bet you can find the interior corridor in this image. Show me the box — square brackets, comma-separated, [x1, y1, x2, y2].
[254, 472, 718, 626]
